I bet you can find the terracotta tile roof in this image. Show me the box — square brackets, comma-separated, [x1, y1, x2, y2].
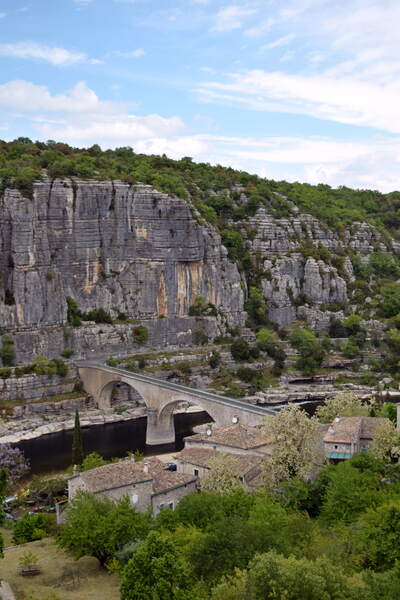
[188, 423, 270, 449]
[323, 417, 389, 444]
[80, 457, 164, 494]
[152, 471, 197, 495]
[175, 447, 262, 477]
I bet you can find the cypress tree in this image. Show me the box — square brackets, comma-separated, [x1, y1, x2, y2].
[72, 409, 84, 466]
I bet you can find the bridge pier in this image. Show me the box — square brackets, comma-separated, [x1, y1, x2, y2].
[146, 407, 175, 445]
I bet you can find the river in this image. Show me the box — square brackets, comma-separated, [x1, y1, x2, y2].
[15, 411, 212, 475]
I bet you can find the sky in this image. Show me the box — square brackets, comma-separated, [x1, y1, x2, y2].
[0, 0, 400, 191]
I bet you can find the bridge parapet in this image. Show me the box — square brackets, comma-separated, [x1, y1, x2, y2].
[77, 362, 275, 445]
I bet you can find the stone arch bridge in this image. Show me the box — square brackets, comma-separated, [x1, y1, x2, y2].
[77, 362, 275, 445]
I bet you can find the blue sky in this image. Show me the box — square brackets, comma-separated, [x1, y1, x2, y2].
[0, 0, 399, 191]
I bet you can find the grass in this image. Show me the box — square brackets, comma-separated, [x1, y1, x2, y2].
[0, 535, 120, 600]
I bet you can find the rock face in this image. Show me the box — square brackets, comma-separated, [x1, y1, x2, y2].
[241, 208, 394, 329]
[0, 180, 245, 361]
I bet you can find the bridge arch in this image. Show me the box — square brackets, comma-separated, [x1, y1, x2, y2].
[77, 363, 274, 446]
[99, 379, 147, 411]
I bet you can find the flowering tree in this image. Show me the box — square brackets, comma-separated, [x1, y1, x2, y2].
[370, 420, 400, 461]
[315, 392, 368, 423]
[201, 453, 241, 494]
[262, 404, 323, 490]
[0, 443, 29, 489]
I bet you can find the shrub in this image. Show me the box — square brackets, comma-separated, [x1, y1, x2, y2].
[12, 513, 53, 544]
[0, 367, 11, 378]
[193, 328, 209, 345]
[0, 336, 15, 366]
[230, 338, 251, 361]
[209, 351, 221, 369]
[61, 348, 74, 358]
[133, 326, 149, 345]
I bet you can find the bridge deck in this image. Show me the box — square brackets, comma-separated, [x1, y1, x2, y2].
[77, 361, 276, 416]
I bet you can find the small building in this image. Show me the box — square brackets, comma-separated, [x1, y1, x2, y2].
[175, 447, 262, 489]
[185, 423, 271, 457]
[56, 456, 197, 523]
[323, 416, 389, 461]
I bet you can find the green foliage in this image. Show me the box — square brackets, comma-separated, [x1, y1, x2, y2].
[61, 347, 74, 358]
[12, 512, 52, 544]
[360, 500, 400, 570]
[188, 296, 217, 317]
[369, 251, 400, 279]
[0, 366, 11, 378]
[220, 228, 244, 261]
[58, 492, 150, 564]
[80, 451, 108, 471]
[289, 328, 325, 375]
[0, 469, 7, 557]
[380, 283, 400, 317]
[72, 409, 84, 466]
[192, 328, 209, 345]
[230, 338, 251, 361]
[245, 286, 268, 326]
[133, 325, 149, 345]
[0, 335, 15, 366]
[120, 531, 192, 600]
[341, 340, 360, 358]
[208, 350, 221, 369]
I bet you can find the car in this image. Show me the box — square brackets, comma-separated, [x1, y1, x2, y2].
[166, 462, 177, 471]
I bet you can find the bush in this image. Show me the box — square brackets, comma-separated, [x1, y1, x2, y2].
[230, 338, 251, 361]
[0, 336, 15, 366]
[193, 328, 208, 345]
[341, 341, 360, 358]
[209, 351, 221, 369]
[133, 326, 149, 345]
[61, 348, 74, 358]
[0, 367, 11, 378]
[12, 513, 53, 544]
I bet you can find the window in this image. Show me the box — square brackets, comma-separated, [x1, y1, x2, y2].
[131, 493, 139, 505]
[194, 469, 199, 476]
[334, 445, 338, 449]
[168, 502, 173, 510]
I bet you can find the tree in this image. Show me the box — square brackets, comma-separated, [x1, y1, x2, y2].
[58, 493, 150, 564]
[72, 409, 84, 466]
[80, 451, 108, 471]
[316, 392, 367, 423]
[0, 443, 29, 488]
[262, 405, 323, 489]
[201, 454, 241, 494]
[370, 420, 400, 461]
[120, 531, 192, 600]
[320, 459, 381, 525]
[289, 328, 325, 375]
[230, 338, 251, 361]
[360, 500, 400, 570]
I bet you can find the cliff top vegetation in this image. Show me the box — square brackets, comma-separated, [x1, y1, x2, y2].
[2, 137, 400, 236]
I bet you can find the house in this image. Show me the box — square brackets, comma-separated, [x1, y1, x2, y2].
[184, 423, 272, 457]
[323, 416, 389, 461]
[56, 456, 197, 523]
[174, 447, 263, 489]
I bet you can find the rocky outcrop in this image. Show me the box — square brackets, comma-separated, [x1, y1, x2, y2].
[0, 180, 245, 361]
[240, 207, 395, 328]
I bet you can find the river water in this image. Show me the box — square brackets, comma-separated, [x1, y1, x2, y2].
[15, 411, 212, 475]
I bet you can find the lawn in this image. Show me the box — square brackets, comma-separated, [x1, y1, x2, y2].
[0, 534, 121, 600]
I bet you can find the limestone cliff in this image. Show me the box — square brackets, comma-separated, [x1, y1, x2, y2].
[0, 179, 245, 361]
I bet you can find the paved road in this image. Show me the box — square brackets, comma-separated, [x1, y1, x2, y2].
[77, 361, 276, 416]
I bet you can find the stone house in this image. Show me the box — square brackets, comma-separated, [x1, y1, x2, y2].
[323, 416, 389, 461]
[184, 423, 272, 457]
[56, 456, 197, 523]
[175, 447, 263, 489]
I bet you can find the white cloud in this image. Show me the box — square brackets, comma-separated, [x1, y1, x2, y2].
[0, 12, 6, 18]
[111, 48, 145, 58]
[197, 68, 400, 134]
[265, 33, 296, 50]
[89, 58, 104, 64]
[0, 42, 86, 65]
[210, 5, 255, 32]
[200, 66, 216, 74]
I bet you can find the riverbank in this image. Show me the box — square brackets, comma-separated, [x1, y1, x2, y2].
[0, 405, 204, 445]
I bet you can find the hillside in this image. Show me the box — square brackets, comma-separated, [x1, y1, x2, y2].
[2, 138, 400, 402]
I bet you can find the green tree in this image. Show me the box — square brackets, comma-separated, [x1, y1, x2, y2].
[370, 420, 400, 461]
[72, 409, 84, 466]
[58, 493, 150, 564]
[120, 531, 192, 600]
[360, 500, 400, 570]
[230, 338, 251, 361]
[289, 328, 325, 375]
